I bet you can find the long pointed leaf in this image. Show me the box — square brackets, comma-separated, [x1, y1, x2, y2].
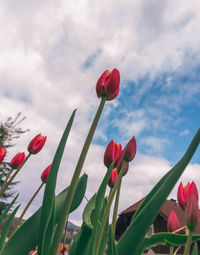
[0, 205, 20, 251]
[38, 110, 76, 255]
[0, 173, 87, 255]
[117, 128, 200, 255]
[107, 227, 118, 255]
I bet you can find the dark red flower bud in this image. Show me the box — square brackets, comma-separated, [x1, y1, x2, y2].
[104, 140, 122, 168]
[28, 134, 47, 154]
[41, 164, 51, 183]
[167, 209, 180, 232]
[177, 181, 199, 211]
[0, 147, 6, 163]
[123, 136, 136, 162]
[116, 157, 129, 176]
[108, 168, 118, 188]
[10, 152, 26, 169]
[185, 194, 199, 233]
[96, 68, 120, 101]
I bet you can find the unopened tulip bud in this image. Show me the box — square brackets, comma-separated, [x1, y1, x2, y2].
[186, 195, 199, 233]
[41, 164, 51, 183]
[10, 152, 26, 169]
[123, 136, 136, 162]
[167, 209, 180, 232]
[28, 134, 47, 154]
[177, 181, 199, 211]
[96, 68, 120, 101]
[108, 168, 118, 188]
[0, 147, 6, 162]
[104, 140, 122, 168]
[116, 157, 129, 176]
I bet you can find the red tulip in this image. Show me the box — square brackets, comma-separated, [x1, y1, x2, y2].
[28, 134, 47, 154]
[116, 157, 129, 176]
[104, 140, 122, 168]
[185, 194, 200, 232]
[108, 168, 118, 188]
[177, 182, 199, 211]
[41, 164, 51, 183]
[167, 209, 180, 232]
[96, 68, 120, 101]
[0, 147, 6, 163]
[10, 152, 26, 169]
[122, 136, 136, 162]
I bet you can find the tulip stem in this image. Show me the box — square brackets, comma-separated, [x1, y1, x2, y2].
[94, 161, 126, 255]
[184, 229, 192, 255]
[50, 98, 106, 255]
[0, 153, 31, 198]
[111, 178, 122, 235]
[169, 246, 173, 255]
[11, 182, 44, 235]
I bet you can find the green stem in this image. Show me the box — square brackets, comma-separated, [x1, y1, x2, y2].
[94, 161, 126, 255]
[170, 246, 173, 255]
[112, 178, 122, 235]
[50, 98, 106, 255]
[11, 182, 44, 235]
[184, 229, 192, 255]
[0, 153, 31, 198]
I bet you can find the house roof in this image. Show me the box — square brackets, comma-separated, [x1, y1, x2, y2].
[119, 198, 200, 234]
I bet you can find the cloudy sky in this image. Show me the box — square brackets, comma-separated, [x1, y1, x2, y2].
[1, 0, 200, 225]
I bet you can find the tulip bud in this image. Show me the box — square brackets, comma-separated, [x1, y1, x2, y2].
[10, 152, 26, 169]
[177, 182, 199, 211]
[0, 147, 6, 163]
[123, 136, 136, 162]
[96, 68, 120, 101]
[108, 168, 118, 188]
[104, 140, 122, 168]
[185, 194, 199, 233]
[116, 157, 129, 176]
[167, 209, 180, 232]
[28, 134, 47, 154]
[41, 164, 51, 183]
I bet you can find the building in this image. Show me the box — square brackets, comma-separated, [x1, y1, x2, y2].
[115, 198, 200, 254]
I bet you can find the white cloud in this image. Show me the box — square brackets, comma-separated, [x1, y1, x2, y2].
[180, 129, 190, 136]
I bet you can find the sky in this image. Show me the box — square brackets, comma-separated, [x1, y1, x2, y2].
[0, 0, 200, 226]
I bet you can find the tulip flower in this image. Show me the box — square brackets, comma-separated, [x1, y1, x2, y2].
[28, 134, 47, 154]
[0, 147, 6, 163]
[41, 164, 51, 183]
[167, 209, 180, 232]
[96, 68, 120, 101]
[116, 158, 129, 176]
[108, 168, 118, 188]
[123, 136, 137, 162]
[104, 140, 122, 168]
[185, 194, 199, 232]
[177, 181, 199, 211]
[10, 152, 26, 169]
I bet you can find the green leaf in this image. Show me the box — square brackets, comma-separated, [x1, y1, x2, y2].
[69, 223, 93, 255]
[98, 197, 109, 255]
[141, 233, 200, 251]
[192, 242, 198, 255]
[0, 173, 87, 255]
[69, 194, 96, 255]
[107, 227, 118, 255]
[117, 128, 200, 255]
[87, 163, 113, 255]
[0, 205, 20, 252]
[0, 194, 18, 225]
[42, 196, 56, 255]
[38, 110, 76, 255]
